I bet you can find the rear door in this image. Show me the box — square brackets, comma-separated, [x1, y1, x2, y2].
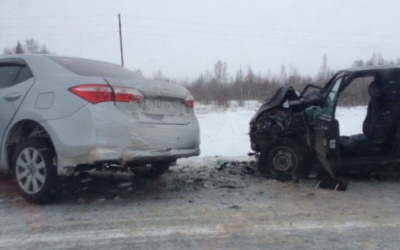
[311, 73, 344, 177]
[0, 59, 35, 161]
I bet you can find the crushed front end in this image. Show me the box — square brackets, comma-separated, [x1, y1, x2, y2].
[249, 87, 311, 154]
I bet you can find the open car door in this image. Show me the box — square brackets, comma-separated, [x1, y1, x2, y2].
[310, 73, 344, 177]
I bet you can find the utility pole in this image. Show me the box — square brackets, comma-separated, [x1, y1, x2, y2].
[118, 13, 124, 67]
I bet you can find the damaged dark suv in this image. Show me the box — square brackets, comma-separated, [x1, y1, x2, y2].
[250, 66, 400, 178]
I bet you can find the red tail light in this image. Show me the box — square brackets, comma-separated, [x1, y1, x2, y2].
[113, 86, 144, 103]
[69, 84, 112, 104]
[69, 84, 143, 104]
[184, 94, 194, 108]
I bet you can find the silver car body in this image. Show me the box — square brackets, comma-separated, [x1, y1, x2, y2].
[0, 55, 200, 175]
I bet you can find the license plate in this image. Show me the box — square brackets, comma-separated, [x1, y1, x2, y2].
[144, 100, 181, 115]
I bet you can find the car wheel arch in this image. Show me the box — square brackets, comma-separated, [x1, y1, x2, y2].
[5, 120, 56, 171]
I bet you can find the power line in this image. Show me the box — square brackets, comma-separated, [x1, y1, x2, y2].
[0, 14, 114, 20]
[123, 31, 396, 51]
[1, 29, 396, 51]
[123, 24, 400, 47]
[1, 22, 397, 48]
[0, 31, 117, 37]
[0, 24, 115, 29]
[123, 15, 400, 39]
[1, 13, 397, 39]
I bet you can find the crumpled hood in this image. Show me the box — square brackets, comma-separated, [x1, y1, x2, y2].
[251, 87, 298, 122]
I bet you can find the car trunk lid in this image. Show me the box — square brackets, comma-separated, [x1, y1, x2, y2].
[105, 77, 193, 125]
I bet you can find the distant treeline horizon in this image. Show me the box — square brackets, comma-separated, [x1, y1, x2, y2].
[2, 40, 398, 107]
[167, 52, 399, 107]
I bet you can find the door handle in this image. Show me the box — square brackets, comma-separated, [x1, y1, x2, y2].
[4, 92, 21, 102]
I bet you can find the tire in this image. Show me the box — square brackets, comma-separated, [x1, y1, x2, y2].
[131, 161, 171, 178]
[12, 139, 56, 204]
[258, 139, 308, 178]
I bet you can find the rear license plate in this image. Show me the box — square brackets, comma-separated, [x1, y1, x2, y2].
[144, 100, 181, 115]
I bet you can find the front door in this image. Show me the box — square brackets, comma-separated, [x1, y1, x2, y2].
[311, 73, 344, 177]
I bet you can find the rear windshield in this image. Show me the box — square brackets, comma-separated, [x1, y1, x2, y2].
[47, 56, 138, 78]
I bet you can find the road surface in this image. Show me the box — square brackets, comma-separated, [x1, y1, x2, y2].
[0, 157, 399, 250]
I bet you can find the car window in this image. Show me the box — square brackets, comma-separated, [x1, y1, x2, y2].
[338, 76, 372, 106]
[14, 66, 33, 84]
[383, 72, 400, 100]
[0, 65, 21, 89]
[47, 56, 139, 78]
[320, 74, 343, 117]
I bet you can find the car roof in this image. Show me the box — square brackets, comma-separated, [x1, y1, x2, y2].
[0, 54, 105, 63]
[0, 54, 130, 77]
[0, 53, 48, 60]
[342, 65, 400, 73]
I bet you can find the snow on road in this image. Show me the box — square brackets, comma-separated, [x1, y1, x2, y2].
[0, 102, 398, 250]
[195, 101, 367, 157]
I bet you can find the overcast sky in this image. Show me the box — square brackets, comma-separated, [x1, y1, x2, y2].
[1, 0, 400, 80]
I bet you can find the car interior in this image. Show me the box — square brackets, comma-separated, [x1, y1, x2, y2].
[339, 73, 400, 158]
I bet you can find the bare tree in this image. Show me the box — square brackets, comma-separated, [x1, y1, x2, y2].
[25, 38, 40, 54]
[279, 64, 287, 84]
[15, 41, 24, 54]
[214, 60, 228, 84]
[40, 45, 50, 54]
[133, 69, 143, 77]
[221, 62, 228, 84]
[315, 54, 334, 86]
[245, 66, 255, 107]
[2, 39, 51, 55]
[3, 48, 13, 55]
[236, 66, 244, 106]
[153, 69, 170, 82]
[352, 60, 364, 68]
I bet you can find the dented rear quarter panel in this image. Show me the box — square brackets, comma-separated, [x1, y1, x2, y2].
[40, 102, 200, 175]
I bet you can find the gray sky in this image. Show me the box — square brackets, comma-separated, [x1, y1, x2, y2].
[1, 0, 400, 80]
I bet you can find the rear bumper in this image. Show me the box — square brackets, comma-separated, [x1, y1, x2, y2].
[91, 148, 200, 165]
[40, 103, 200, 175]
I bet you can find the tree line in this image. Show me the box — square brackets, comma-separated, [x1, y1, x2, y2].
[181, 52, 400, 107]
[2, 39, 50, 55]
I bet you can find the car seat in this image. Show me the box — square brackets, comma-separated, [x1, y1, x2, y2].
[362, 79, 385, 140]
[340, 77, 400, 157]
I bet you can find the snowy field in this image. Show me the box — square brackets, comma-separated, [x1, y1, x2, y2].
[194, 101, 367, 157]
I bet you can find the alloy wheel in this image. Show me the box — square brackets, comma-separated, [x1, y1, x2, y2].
[15, 147, 47, 194]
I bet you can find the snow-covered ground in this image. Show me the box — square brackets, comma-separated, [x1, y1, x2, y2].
[1, 102, 399, 250]
[194, 101, 367, 157]
[336, 106, 367, 135]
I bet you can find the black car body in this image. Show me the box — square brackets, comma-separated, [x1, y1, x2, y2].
[250, 66, 400, 178]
